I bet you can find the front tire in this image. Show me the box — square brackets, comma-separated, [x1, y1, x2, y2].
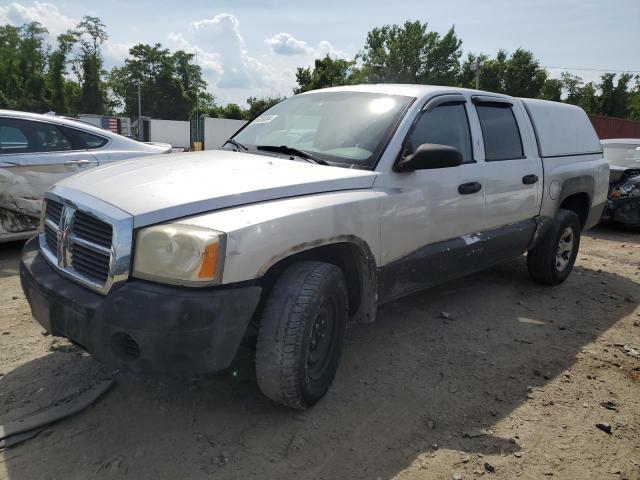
[527, 209, 581, 285]
[255, 261, 348, 409]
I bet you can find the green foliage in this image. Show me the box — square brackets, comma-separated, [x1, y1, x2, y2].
[245, 96, 283, 119]
[0, 22, 49, 111]
[75, 16, 108, 115]
[1, 15, 639, 121]
[47, 32, 77, 115]
[109, 43, 207, 120]
[294, 56, 354, 94]
[356, 21, 462, 85]
[540, 79, 563, 101]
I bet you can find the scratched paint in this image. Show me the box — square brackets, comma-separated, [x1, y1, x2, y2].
[0, 165, 68, 238]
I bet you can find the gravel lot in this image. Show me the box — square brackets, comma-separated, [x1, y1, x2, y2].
[0, 226, 639, 480]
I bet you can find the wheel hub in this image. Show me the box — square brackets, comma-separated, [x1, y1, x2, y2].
[305, 298, 336, 384]
[555, 227, 574, 272]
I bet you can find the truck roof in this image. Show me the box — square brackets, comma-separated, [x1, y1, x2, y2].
[306, 83, 489, 99]
[307, 84, 603, 158]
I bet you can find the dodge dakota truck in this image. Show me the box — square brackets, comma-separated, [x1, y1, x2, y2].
[20, 85, 609, 409]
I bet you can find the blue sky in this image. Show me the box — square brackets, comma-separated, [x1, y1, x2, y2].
[1, 0, 639, 105]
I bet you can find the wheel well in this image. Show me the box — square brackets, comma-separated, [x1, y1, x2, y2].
[258, 243, 368, 319]
[559, 193, 590, 228]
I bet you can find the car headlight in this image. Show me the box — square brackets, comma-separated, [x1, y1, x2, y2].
[132, 224, 226, 286]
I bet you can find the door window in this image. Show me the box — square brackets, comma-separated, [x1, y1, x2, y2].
[408, 103, 474, 163]
[0, 124, 28, 153]
[476, 104, 524, 161]
[60, 126, 108, 149]
[0, 118, 71, 154]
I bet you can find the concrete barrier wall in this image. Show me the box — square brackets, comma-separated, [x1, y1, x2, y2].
[204, 118, 247, 150]
[148, 119, 191, 149]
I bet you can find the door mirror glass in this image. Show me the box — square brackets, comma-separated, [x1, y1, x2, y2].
[396, 143, 463, 171]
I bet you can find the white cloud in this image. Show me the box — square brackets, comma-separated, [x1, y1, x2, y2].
[265, 33, 310, 56]
[0, 3, 354, 105]
[0, 1, 76, 38]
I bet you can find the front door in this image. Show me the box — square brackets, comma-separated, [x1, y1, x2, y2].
[375, 95, 486, 302]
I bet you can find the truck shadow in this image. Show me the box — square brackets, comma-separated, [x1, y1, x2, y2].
[0, 241, 23, 279]
[1, 257, 638, 479]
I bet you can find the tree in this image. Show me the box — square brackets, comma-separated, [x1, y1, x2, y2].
[245, 96, 283, 120]
[217, 103, 244, 119]
[0, 22, 49, 111]
[560, 72, 583, 104]
[75, 16, 108, 114]
[599, 73, 632, 118]
[540, 78, 563, 101]
[502, 48, 547, 98]
[628, 76, 640, 121]
[110, 43, 208, 119]
[47, 31, 77, 114]
[294, 55, 354, 94]
[578, 82, 599, 114]
[356, 21, 462, 85]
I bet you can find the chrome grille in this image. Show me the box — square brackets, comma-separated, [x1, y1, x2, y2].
[73, 210, 113, 249]
[71, 243, 110, 282]
[45, 199, 63, 225]
[39, 191, 133, 295]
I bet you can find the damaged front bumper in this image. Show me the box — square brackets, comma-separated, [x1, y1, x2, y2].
[602, 196, 640, 227]
[20, 238, 262, 374]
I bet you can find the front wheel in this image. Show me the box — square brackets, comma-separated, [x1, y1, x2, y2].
[255, 261, 348, 409]
[527, 209, 581, 285]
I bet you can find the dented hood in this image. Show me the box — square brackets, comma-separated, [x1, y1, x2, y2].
[54, 150, 377, 227]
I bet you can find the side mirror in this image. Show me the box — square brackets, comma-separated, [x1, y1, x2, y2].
[396, 143, 463, 172]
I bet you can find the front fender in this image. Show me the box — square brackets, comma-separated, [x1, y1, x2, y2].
[175, 189, 382, 285]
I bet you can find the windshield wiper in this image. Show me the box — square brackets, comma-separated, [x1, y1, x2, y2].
[222, 138, 248, 151]
[256, 145, 329, 165]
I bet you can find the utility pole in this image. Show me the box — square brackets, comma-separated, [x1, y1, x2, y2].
[137, 82, 142, 141]
[470, 58, 485, 90]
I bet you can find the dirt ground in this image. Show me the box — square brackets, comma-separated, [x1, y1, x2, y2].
[0, 226, 639, 480]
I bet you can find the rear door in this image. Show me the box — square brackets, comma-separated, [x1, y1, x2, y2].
[471, 96, 542, 259]
[0, 117, 98, 218]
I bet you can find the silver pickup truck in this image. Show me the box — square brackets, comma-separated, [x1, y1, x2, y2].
[20, 84, 609, 409]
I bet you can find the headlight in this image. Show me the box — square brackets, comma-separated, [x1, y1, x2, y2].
[132, 224, 226, 286]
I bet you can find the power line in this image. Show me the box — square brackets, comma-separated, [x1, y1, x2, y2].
[545, 66, 640, 73]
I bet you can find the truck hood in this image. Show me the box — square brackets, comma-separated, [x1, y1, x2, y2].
[55, 150, 377, 227]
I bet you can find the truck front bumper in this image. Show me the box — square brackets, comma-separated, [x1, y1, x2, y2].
[20, 238, 262, 374]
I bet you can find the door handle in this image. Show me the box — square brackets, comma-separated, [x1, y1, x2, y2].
[522, 174, 539, 185]
[64, 159, 92, 167]
[458, 181, 482, 195]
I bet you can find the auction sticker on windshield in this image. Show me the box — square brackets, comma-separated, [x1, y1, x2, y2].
[253, 114, 278, 124]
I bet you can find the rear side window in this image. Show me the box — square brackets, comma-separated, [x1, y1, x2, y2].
[408, 103, 474, 163]
[476, 104, 524, 161]
[0, 117, 72, 154]
[60, 126, 108, 149]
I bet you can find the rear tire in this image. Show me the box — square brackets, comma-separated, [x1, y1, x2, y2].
[527, 209, 581, 285]
[255, 261, 348, 409]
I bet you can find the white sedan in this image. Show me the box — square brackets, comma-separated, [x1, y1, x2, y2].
[0, 110, 171, 242]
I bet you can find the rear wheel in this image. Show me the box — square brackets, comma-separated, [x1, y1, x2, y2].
[255, 261, 348, 409]
[527, 209, 581, 285]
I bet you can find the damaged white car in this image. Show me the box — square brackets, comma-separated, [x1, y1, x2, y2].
[21, 85, 609, 409]
[0, 110, 171, 242]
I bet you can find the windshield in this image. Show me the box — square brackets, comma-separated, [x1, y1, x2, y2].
[229, 91, 413, 169]
[602, 143, 640, 168]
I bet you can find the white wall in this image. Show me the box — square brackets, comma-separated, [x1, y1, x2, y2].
[204, 118, 247, 150]
[149, 119, 190, 149]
